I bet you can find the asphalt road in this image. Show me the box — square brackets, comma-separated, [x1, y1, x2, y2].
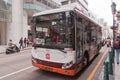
[0, 46, 109, 80]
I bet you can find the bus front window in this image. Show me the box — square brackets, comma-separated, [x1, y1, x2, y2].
[33, 12, 74, 50]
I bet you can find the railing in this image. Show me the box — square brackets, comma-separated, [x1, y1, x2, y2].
[103, 47, 114, 80]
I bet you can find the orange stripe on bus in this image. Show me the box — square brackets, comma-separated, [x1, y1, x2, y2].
[32, 62, 76, 76]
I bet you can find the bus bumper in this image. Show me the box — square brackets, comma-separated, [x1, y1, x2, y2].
[32, 62, 76, 76]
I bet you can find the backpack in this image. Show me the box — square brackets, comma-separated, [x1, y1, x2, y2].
[114, 40, 120, 49]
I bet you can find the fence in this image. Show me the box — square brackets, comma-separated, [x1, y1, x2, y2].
[103, 47, 114, 80]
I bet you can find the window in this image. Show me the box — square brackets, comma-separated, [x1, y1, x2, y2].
[47, 2, 50, 7]
[61, 1, 68, 5]
[36, 0, 41, 3]
[26, 0, 34, 4]
[71, 0, 76, 3]
[42, 0, 47, 5]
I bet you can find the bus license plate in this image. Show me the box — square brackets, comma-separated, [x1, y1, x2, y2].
[43, 66, 53, 71]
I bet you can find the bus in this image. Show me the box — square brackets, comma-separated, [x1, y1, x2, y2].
[31, 6, 102, 76]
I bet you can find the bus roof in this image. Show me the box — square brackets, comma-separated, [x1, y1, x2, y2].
[33, 3, 80, 17]
[33, 3, 103, 28]
[33, 7, 74, 17]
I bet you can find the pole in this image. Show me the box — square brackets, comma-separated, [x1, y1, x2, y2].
[111, 2, 116, 55]
[113, 14, 115, 41]
[103, 61, 109, 80]
[109, 51, 113, 75]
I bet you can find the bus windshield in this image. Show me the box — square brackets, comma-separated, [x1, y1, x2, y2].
[32, 12, 75, 50]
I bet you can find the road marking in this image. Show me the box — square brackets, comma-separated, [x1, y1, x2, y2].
[0, 66, 33, 80]
[87, 48, 109, 80]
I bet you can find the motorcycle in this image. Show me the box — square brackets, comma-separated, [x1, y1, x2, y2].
[6, 45, 20, 54]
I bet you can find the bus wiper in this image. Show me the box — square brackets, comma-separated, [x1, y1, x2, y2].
[58, 49, 67, 53]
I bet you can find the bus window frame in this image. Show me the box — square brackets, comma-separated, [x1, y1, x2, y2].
[32, 11, 76, 50]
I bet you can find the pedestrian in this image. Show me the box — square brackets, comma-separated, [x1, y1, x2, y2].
[26, 38, 30, 47]
[24, 37, 27, 48]
[19, 37, 23, 49]
[106, 37, 111, 47]
[114, 36, 120, 64]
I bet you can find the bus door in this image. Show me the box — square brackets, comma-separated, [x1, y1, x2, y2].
[76, 21, 84, 63]
[87, 24, 97, 60]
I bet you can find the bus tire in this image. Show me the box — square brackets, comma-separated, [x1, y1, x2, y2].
[83, 51, 89, 66]
[97, 45, 100, 54]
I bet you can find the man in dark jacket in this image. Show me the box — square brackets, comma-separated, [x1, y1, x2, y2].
[114, 36, 120, 64]
[19, 37, 23, 49]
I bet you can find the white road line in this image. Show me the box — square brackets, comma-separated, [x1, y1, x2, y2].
[0, 66, 33, 80]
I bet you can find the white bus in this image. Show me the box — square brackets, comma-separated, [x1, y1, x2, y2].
[31, 6, 102, 76]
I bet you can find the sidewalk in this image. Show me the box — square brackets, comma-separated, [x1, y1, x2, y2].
[98, 46, 114, 80]
[0, 45, 7, 53]
[0, 45, 32, 54]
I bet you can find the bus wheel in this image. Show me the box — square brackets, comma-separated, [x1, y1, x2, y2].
[97, 45, 100, 51]
[83, 51, 89, 66]
[83, 56, 87, 66]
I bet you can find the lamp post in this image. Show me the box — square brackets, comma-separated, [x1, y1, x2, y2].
[111, 2, 116, 41]
[111, 1, 116, 56]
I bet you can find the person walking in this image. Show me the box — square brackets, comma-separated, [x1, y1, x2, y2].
[26, 38, 30, 47]
[114, 36, 120, 64]
[24, 37, 27, 48]
[19, 37, 23, 49]
[106, 37, 111, 47]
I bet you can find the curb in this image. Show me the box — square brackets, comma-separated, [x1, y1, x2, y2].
[20, 47, 32, 51]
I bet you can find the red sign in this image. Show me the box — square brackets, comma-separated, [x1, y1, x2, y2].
[46, 53, 50, 59]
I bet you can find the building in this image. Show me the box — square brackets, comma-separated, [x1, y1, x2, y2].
[61, 0, 88, 12]
[24, 0, 60, 25]
[0, 0, 12, 45]
[0, 0, 60, 45]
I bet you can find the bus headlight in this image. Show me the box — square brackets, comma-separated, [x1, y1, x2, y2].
[32, 56, 37, 63]
[62, 61, 73, 69]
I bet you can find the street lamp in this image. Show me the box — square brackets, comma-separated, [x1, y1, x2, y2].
[111, 1, 116, 56]
[111, 2, 116, 41]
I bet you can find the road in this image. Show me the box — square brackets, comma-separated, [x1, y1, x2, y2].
[0, 46, 109, 80]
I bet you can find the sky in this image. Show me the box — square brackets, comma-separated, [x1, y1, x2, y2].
[88, 0, 120, 26]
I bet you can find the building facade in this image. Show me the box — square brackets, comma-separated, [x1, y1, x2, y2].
[61, 0, 88, 11]
[0, 0, 12, 45]
[24, 0, 60, 25]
